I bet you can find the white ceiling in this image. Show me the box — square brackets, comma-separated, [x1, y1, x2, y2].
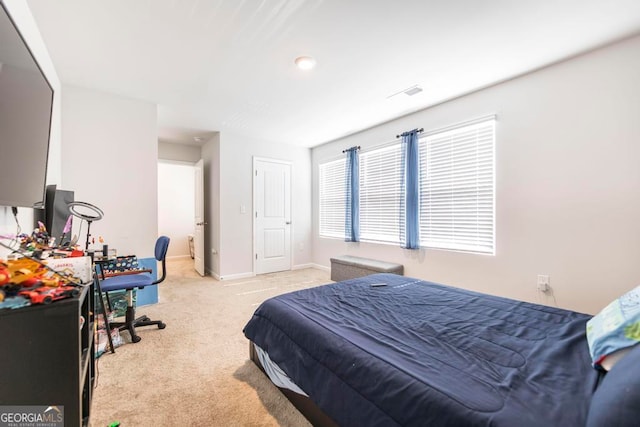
[26, 0, 640, 148]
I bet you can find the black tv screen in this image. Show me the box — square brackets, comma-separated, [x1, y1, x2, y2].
[0, 3, 54, 208]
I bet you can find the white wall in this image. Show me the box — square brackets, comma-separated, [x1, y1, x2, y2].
[202, 133, 220, 276]
[217, 132, 312, 278]
[0, 0, 61, 256]
[61, 85, 158, 257]
[158, 141, 201, 163]
[312, 35, 640, 315]
[158, 161, 195, 258]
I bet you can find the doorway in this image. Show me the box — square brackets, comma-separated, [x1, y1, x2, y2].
[157, 160, 196, 264]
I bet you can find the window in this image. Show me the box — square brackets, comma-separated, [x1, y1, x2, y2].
[419, 119, 495, 254]
[318, 158, 346, 238]
[359, 144, 403, 244]
[317, 116, 495, 255]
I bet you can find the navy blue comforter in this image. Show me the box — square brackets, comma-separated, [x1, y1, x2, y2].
[243, 274, 600, 426]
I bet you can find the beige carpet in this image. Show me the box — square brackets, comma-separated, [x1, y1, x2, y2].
[90, 259, 330, 427]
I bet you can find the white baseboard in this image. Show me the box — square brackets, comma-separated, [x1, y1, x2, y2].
[167, 254, 191, 260]
[204, 267, 219, 280]
[219, 271, 255, 281]
[216, 265, 327, 280]
[292, 263, 314, 270]
[310, 263, 330, 272]
[293, 263, 329, 272]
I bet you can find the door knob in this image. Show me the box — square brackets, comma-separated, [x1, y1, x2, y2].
[285, 221, 291, 225]
[196, 221, 207, 226]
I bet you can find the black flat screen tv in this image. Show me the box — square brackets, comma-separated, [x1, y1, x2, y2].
[0, 3, 54, 208]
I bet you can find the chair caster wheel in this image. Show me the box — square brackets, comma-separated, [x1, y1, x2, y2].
[158, 323, 166, 329]
[131, 335, 142, 343]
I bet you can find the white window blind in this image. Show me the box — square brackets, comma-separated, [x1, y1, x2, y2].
[319, 158, 346, 238]
[419, 119, 495, 254]
[359, 144, 403, 244]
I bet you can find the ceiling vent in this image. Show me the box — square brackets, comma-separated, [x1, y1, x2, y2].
[387, 84, 423, 99]
[403, 85, 423, 96]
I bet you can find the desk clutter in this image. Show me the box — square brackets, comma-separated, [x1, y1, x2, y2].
[0, 220, 132, 358]
[0, 256, 90, 310]
[2, 211, 171, 360]
[0, 221, 96, 311]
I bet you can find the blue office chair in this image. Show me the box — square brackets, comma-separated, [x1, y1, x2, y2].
[100, 236, 170, 343]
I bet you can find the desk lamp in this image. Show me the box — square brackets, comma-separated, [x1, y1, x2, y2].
[67, 201, 104, 252]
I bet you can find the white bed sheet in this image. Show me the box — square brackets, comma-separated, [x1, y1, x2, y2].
[254, 343, 308, 396]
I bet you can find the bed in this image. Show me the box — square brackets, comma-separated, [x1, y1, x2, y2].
[243, 273, 639, 426]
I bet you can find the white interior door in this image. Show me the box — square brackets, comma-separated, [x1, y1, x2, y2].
[194, 159, 205, 276]
[254, 158, 291, 274]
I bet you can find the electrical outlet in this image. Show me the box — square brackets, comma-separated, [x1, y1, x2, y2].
[537, 274, 550, 292]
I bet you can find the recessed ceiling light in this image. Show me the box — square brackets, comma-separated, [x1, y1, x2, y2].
[295, 56, 316, 70]
[193, 136, 203, 142]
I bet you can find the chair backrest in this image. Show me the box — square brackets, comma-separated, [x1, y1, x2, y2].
[153, 236, 170, 285]
[155, 236, 170, 261]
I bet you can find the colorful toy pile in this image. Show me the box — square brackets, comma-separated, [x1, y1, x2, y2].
[0, 258, 80, 310]
[15, 221, 75, 255]
[18, 221, 52, 251]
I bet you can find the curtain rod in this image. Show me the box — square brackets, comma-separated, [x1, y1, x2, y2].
[395, 128, 424, 139]
[342, 145, 361, 153]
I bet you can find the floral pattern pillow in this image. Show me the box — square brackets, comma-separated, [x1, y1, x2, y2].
[586, 285, 640, 369]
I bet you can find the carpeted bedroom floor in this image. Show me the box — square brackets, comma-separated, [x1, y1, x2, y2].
[90, 259, 330, 426]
